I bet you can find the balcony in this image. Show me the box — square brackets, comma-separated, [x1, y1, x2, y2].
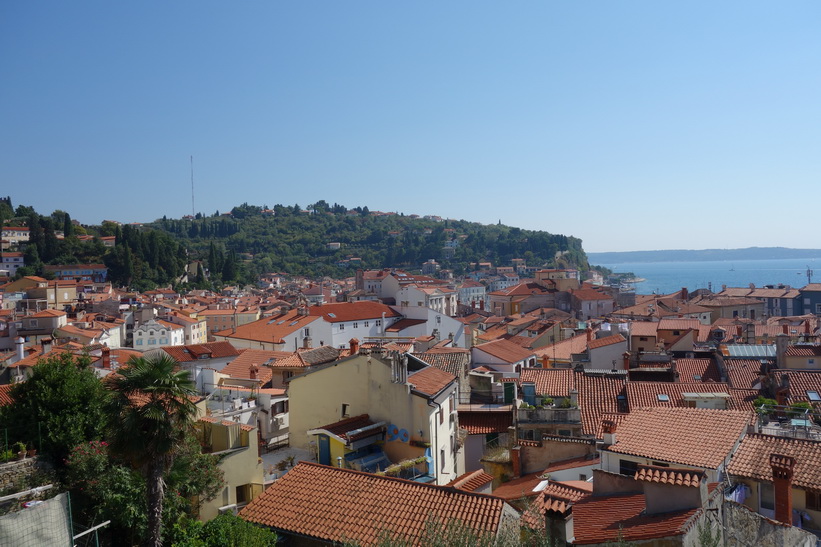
[517, 406, 581, 425]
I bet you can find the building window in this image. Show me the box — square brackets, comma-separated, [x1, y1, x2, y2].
[760, 482, 775, 510]
[339, 323, 345, 331]
[807, 491, 821, 511]
[439, 410, 444, 425]
[303, 328, 310, 337]
[364, 321, 369, 327]
[619, 459, 639, 477]
[375, 319, 382, 327]
[440, 449, 445, 472]
[341, 403, 349, 418]
[136, 339, 143, 346]
[353, 322, 358, 328]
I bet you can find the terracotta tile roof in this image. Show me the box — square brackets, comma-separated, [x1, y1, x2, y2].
[657, 318, 702, 331]
[571, 492, 700, 544]
[533, 333, 590, 362]
[29, 308, 67, 318]
[272, 346, 341, 368]
[214, 310, 319, 343]
[785, 345, 821, 357]
[219, 350, 275, 384]
[198, 416, 255, 432]
[161, 341, 241, 362]
[519, 368, 574, 397]
[727, 433, 821, 491]
[414, 349, 470, 377]
[239, 462, 509, 545]
[458, 411, 513, 434]
[544, 454, 600, 473]
[629, 322, 659, 337]
[446, 469, 494, 492]
[674, 358, 722, 382]
[408, 366, 456, 397]
[491, 470, 548, 502]
[488, 282, 551, 297]
[534, 481, 592, 515]
[310, 414, 380, 442]
[724, 360, 764, 389]
[473, 339, 535, 363]
[588, 334, 625, 350]
[625, 382, 732, 411]
[575, 372, 627, 437]
[306, 302, 401, 323]
[771, 370, 821, 405]
[606, 407, 751, 469]
[635, 465, 705, 487]
[571, 288, 612, 301]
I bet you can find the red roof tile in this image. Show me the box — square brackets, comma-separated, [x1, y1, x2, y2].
[674, 358, 721, 382]
[571, 492, 699, 544]
[634, 465, 705, 487]
[458, 411, 513, 434]
[519, 368, 574, 398]
[239, 462, 509, 545]
[625, 382, 732, 411]
[161, 341, 240, 362]
[447, 469, 494, 492]
[408, 366, 456, 397]
[0, 384, 14, 406]
[306, 302, 401, 323]
[588, 334, 625, 350]
[606, 408, 751, 469]
[473, 339, 535, 363]
[727, 433, 821, 491]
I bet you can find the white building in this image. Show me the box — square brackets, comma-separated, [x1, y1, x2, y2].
[133, 318, 185, 348]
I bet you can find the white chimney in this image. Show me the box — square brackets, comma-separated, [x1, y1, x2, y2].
[14, 337, 25, 363]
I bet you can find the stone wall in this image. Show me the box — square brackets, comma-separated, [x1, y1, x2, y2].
[724, 501, 816, 547]
[0, 457, 52, 494]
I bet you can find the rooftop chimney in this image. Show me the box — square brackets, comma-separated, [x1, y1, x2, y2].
[101, 345, 111, 369]
[681, 287, 688, 300]
[602, 420, 617, 447]
[623, 351, 631, 370]
[349, 338, 360, 355]
[510, 445, 522, 479]
[41, 337, 53, 355]
[249, 364, 259, 380]
[15, 337, 25, 363]
[770, 453, 796, 525]
[586, 327, 593, 343]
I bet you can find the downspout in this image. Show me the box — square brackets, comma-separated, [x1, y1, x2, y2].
[427, 399, 442, 481]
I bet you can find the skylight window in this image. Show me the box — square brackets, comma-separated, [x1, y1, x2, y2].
[327, 313, 336, 318]
[277, 320, 286, 325]
[808, 391, 821, 402]
[657, 394, 670, 402]
[290, 321, 299, 326]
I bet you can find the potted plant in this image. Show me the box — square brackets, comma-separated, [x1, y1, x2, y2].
[14, 441, 26, 460]
[26, 444, 37, 458]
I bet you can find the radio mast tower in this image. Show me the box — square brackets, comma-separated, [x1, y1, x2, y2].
[190, 155, 195, 217]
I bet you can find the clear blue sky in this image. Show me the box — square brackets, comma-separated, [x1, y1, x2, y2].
[2, 2, 820, 253]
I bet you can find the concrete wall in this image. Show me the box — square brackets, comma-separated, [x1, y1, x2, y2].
[520, 438, 597, 475]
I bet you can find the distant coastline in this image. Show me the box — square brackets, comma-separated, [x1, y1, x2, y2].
[587, 247, 821, 264]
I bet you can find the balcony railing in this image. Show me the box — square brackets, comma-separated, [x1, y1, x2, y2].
[517, 407, 581, 424]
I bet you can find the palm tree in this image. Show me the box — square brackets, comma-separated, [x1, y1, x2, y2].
[107, 353, 198, 547]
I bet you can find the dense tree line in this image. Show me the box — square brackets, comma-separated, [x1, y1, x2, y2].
[149, 201, 589, 279]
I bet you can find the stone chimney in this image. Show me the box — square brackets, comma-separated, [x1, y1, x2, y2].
[302, 336, 312, 349]
[101, 345, 111, 369]
[41, 337, 53, 355]
[769, 453, 796, 525]
[349, 338, 360, 355]
[602, 420, 617, 447]
[776, 333, 789, 369]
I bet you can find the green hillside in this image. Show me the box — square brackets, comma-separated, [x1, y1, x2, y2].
[149, 201, 589, 280]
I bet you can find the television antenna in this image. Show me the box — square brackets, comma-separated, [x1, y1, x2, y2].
[190, 155, 195, 217]
[807, 265, 814, 285]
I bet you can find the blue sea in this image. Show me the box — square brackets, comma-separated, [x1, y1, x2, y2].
[595, 258, 821, 295]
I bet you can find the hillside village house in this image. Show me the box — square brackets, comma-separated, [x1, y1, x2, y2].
[133, 318, 185, 348]
[287, 351, 461, 485]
